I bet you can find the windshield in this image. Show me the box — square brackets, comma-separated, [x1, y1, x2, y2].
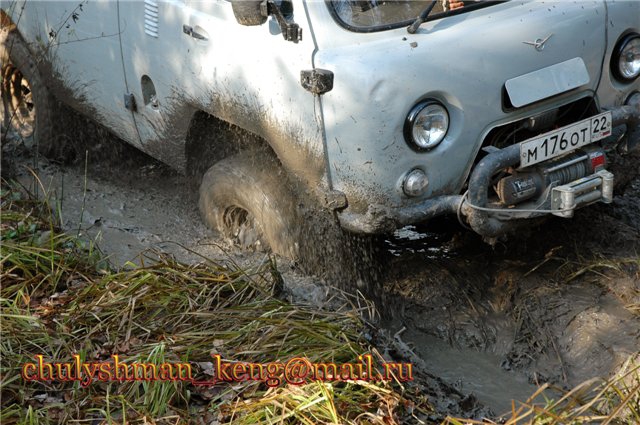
[329, 1, 502, 32]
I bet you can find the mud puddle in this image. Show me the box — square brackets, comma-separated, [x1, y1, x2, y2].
[402, 331, 540, 414]
[18, 159, 218, 266]
[3, 131, 639, 419]
[3, 139, 333, 305]
[384, 203, 640, 416]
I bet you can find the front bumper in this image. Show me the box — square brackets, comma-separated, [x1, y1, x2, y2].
[338, 93, 640, 236]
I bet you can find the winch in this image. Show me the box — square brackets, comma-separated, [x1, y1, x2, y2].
[496, 147, 609, 207]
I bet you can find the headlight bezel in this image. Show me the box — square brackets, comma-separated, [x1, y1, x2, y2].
[403, 100, 450, 151]
[611, 32, 640, 83]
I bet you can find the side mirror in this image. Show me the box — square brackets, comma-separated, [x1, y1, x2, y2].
[231, 0, 302, 43]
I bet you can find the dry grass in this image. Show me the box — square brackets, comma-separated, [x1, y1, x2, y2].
[2, 181, 639, 424]
[526, 245, 640, 316]
[444, 355, 640, 424]
[0, 183, 432, 424]
[566, 256, 640, 316]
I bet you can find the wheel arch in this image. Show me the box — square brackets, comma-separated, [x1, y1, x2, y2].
[184, 108, 326, 202]
[184, 110, 274, 181]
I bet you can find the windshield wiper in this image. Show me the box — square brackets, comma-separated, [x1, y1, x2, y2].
[407, 0, 438, 34]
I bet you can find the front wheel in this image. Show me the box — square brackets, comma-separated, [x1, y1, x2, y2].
[231, 0, 267, 26]
[198, 151, 386, 303]
[198, 152, 299, 259]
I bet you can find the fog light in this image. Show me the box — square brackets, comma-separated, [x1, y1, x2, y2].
[403, 169, 429, 197]
[626, 91, 640, 106]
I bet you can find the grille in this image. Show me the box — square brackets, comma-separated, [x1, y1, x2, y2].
[482, 97, 598, 151]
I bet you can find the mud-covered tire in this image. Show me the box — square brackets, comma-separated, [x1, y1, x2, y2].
[199, 150, 386, 305]
[231, 0, 267, 26]
[199, 152, 299, 259]
[1, 22, 57, 157]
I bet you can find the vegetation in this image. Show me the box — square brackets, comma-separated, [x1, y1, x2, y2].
[0, 181, 433, 424]
[1, 179, 638, 424]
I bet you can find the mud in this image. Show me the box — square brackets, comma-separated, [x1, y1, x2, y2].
[383, 188, 640, 415]
[2, 126, 639, 419]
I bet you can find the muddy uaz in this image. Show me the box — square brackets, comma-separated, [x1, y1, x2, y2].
[2, 0, 639, 280]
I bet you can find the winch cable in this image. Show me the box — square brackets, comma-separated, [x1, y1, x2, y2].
[456, 191, 472, 230]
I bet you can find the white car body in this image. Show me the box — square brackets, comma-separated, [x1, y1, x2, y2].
[3, 0, 639, 239]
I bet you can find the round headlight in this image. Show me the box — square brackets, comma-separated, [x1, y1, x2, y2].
[612, 33, 640, 82]
[404, 101, 449, 151]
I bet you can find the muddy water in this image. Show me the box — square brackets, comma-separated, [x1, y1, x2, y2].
[382, 205, 640, 415]
[13, 159, 225, 266]
[405, 331, 541, 414]
[6, 147, 337, 308]
[383, 227, 545, 414]
[4, 136, 639, 418]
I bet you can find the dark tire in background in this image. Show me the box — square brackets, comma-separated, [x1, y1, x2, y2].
[1, 23, 56, 152]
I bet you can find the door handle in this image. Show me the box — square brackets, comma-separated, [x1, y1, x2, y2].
[182, 25, 208, 41]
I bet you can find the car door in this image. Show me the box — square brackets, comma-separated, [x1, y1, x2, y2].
[116, 0, 321, 171]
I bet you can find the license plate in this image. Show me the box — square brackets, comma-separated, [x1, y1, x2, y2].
[519, 111, 612, 168]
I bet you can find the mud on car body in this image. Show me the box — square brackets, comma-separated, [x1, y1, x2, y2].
[1, 0, 639, 261]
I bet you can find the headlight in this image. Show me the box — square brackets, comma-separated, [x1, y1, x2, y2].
[404, 101, 449, 150]
[611, 33, 640, 82]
